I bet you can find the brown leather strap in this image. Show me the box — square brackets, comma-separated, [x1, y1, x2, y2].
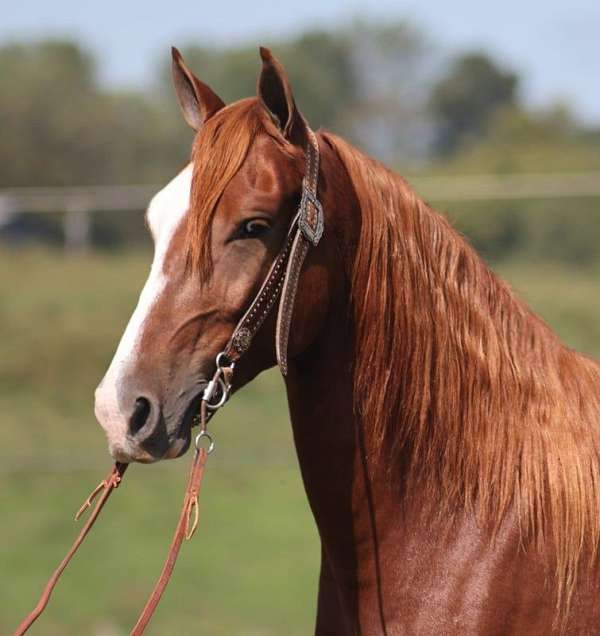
[296, 126, 324, 246]
[224, 220, 297, 361]
[130, 448, 208, 635]
[14, 463, 128, 636]
[14, 447, 208, 636]
[276, 126, 322, 374]
[226, 123, 323, 373]
[275, 231, 310, 375]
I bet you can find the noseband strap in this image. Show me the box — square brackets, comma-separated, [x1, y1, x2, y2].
[224, 123, 324, 375]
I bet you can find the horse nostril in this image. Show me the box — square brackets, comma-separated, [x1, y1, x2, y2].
[129, 397, 152, 435]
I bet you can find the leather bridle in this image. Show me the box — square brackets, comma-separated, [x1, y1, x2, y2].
[14, 123, 324, 635]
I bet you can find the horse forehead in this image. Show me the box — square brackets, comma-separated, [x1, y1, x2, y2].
[227, 135, 303, 204]
[147, 163, 193, 242]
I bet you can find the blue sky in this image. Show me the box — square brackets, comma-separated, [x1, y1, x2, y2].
[3, 0, 600, 123]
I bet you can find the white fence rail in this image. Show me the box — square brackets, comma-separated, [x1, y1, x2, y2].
[408, 172, 600, 201]
[1, 172, 599, 250]
[0, 184, 155, 250]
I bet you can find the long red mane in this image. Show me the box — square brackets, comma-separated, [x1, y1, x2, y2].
[324, 131, 600, 614]
[187, 98, 264, 277]
[184, 99, 600, 615]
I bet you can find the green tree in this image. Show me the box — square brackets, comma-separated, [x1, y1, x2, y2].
[158, 21, 434, 163]
[0, 39, 186, 188]
[435, 104, 600, 174]
[430, 52, 518, 156]
[158, 30, 356, 143]
[426, 104, 600, 265]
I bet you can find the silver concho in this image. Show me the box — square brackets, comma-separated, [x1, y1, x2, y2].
[231, 327, 252, 354]
[298, 180, 324, 246]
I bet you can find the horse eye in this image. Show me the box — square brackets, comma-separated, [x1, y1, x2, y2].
[239, 218, 271, 239]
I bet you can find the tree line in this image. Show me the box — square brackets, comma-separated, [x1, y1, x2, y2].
[1, 21, 599, 263]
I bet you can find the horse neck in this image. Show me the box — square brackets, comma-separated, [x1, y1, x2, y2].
[283, 294, 384, 597]
[280, 136, 548, 622]
[285, 133, 600, 623]
[281, 138, 404, 606]
[283, 257, 422, 632]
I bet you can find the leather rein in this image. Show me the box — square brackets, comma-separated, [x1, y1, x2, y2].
[14, 124, 324, 635]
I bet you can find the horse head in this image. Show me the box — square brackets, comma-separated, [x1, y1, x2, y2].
[94, 48, 337, 462]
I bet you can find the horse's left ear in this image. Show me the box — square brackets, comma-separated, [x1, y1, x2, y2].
[171, 47, 225, 131]
[257, 47, 306, 145]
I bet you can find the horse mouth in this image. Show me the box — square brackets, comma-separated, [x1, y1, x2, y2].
[163, 389, 205, 460]
[108, 385, 208, 463]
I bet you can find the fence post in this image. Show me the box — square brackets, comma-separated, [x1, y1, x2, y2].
[63, 199, 91, 251]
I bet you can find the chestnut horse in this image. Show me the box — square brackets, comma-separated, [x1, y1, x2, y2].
[95, 48, 600, 634]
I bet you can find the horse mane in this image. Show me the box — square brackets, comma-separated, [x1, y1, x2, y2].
[184, 96, 600, 613]
[187, 98, 265, 277]
[322, 131, 600, 613]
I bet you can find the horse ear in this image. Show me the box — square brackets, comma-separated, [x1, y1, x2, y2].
[257, 47, 306, 145]
[171, 47, 225, 131]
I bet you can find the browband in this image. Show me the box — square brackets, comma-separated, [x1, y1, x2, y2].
[224, 123, 323, 375]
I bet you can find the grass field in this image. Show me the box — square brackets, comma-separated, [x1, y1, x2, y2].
[1, 247, 599, 635]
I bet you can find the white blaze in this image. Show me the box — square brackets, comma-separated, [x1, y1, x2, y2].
[95, 164, 193, 449]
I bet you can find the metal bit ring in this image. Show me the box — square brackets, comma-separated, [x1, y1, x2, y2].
[203, 376, 228, 411]
[195, 431, 215, 454]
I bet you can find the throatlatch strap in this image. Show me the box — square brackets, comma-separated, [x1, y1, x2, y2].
[275, 231, 309, 375]
[276, 125, 323, 374]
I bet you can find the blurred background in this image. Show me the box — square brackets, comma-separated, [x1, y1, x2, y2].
[1, 1, 599, 634]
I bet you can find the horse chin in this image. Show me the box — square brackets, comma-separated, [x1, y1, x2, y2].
[163, 434, 191, 460]
[109, 441, 159, 464]
[165, 390, 205, 460]
[107, 419, 193, 463]
[108, 435, 190, 463]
